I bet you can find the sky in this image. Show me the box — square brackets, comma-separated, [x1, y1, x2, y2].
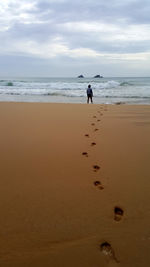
[0, 0, 150, 77]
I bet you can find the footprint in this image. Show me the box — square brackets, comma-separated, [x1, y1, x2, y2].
[91, 142, 96, 146]
[93, 116, 97, 118]
[94, 181, 101, 186]
[114, 206, 124, 221]
[82, 152, 88, 157]
[93, 165, 100, 172]
[94, 181, 104, 190]
[94, 128, 99, 132]
[97, 119, 101, 122]
[91, 123, 95, 126]
[85, 134, 89, 137]
[100, 242, 119, 263]
[100, 242, 113, 256]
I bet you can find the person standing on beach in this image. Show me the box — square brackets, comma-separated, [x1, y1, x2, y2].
[87, 84, 93, 104]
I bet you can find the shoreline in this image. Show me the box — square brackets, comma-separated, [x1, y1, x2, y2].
[0, 98, 150, 105]
[1, 100, 150, 106]
[0, 102, 150, 266]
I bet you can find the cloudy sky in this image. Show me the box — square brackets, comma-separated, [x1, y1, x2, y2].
[0, 0, 150, 77]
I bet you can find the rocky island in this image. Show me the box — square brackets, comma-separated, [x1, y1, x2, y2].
[93, 75, 103, 78]
[77, 75, 84, 78]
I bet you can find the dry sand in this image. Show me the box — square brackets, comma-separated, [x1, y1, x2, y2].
[0, 102, 150, 267]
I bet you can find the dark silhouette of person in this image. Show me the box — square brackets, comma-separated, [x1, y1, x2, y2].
[87, 84, 93, 103]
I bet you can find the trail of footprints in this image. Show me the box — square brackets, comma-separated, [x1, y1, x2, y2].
[82, 105, 124, 264]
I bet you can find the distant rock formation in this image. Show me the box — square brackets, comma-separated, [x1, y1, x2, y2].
[93, 75, 103, 78]
[78, 75, 84, 78]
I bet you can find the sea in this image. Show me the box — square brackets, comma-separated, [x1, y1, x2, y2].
[0, 76, 150, 104]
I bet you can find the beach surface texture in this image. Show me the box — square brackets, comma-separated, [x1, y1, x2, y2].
[0, 102, 150, 266]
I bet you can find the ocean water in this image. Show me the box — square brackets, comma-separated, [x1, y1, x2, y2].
[0, 77, 150, 104]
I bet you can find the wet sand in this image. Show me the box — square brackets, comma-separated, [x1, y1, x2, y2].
[0, 103, 150, 266]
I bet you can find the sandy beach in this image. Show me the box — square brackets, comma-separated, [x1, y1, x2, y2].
[0, 102, 150, 267]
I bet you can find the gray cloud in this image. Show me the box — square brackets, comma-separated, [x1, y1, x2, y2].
[0, 0, 150, 76]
